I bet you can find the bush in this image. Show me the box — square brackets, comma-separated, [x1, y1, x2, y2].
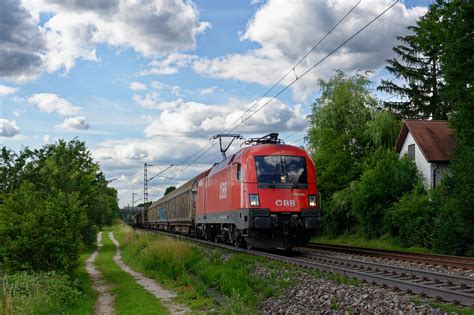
[385, 186, 436, 248]
[1, 272, 82, 314]
[322, 185, 358, 236]
[432, 199, 468, 255]
[0, 184, 87, 274]
[351, 149, 419, 238]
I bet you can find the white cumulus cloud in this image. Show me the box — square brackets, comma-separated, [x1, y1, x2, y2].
[28, 93, 80, 116]
[20, 0, 209, 75]
[0, 119, 20, 137]
[0, 85, 18, 96]
[56, 116, 90, 130]
[198, 86, 217, 95]
[193, 0, 426, 101]
[129, 82, 147, 91]
[143, 98, 307, 138]
[140, 53, 198, 76]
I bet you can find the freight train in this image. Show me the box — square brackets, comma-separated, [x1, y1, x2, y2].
[134, 133, 321, 249]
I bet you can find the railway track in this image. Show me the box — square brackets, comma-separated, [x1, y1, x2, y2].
[139, 229, 474, 307]
[307, 243, 474, 270]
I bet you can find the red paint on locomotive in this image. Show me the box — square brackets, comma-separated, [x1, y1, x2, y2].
[135, 138, 321, 250]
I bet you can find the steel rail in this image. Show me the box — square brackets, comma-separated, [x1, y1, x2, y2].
[138, 228, 474, 307]
[301, 250, 474, 288]
[307, 243, 474, 270]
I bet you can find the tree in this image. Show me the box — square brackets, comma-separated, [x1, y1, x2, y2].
[431, 1, 474, 255]
[308, 70, 376, 198]
[164, 186, 176, 195]
[0, 139, 119, 273]
[0, 184, 87, 273]
[378, 7, 448, 119]
[351, 149, 419, 238]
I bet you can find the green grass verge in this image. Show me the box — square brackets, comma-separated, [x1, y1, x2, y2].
[114, 224, 358, 313]
[410, 298, 474, 315]
[312, 234, 434, 254]
[66, 246, 97, 315]
[95, 228, 169, 315]
[0, 246, 97, 315]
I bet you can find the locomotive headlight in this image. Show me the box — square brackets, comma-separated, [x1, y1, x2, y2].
[309, 195, 317, 207]
[249, 194, 260, 207]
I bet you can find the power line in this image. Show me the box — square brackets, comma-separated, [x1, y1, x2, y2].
[288, 136, 307, 145]
[144, 0, 399, 198]
[227, 0, 400, 134]
[222, 0, 362, 134]
[148, 0, 362, 183]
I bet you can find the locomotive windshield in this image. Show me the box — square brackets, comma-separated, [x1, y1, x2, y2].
[255, 155, 308, 188]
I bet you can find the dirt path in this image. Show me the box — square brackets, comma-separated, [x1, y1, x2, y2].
[86, 232, 115, 315]
[108, 232, 190, 315]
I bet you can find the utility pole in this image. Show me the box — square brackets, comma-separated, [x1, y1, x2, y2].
[144, 163, 151, 205]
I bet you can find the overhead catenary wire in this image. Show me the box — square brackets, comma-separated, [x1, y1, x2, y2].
[228, 0, 400, 134]
[222, 0, 362, 134]
[157, 0, 365, 183]
[147, 0, 400, 195]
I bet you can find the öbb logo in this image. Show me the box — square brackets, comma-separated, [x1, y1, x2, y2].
[275, 200, 296, 207]
[219, 182, 227, 200]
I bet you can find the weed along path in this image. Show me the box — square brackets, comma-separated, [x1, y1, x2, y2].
[86, 232, 115, 315]
[108, 231, 190, 315]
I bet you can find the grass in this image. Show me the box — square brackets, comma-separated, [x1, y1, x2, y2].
[0, 246, 97, 315]
[95, 228, 169, 315]
[312, 233, 435, 254]
[1, 272, 83, 314]
[114, 223, 358, 313]
[66, 246, 98, 315]
[410, 298, 474, 315]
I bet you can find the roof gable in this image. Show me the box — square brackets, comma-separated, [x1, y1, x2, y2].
[395, 120, 456, 162]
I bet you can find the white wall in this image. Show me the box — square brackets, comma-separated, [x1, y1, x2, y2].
[399, 132, 431, 189]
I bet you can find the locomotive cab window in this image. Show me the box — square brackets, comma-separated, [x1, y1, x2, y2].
[236, 163, 242, 181]
[255, 155, 308, 188]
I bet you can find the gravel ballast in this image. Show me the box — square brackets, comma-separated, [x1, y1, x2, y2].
[257, 264, 460, 314]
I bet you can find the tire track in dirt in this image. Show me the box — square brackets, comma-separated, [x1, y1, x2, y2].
[108, 232, 190, 315]
[86, 232, 115, 315]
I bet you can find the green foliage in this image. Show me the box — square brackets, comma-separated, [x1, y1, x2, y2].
[385, 185, 436, 248]
[378, 4, 447, 119]
[351, 150, 419, 238]
[164, 186, 176, 195]
[1, 272, 82, 314]
[0, 184, 86, 273]
[322, 185, 358, 236]
[433, 1, 474, 256]
[431, 203, 467, 256]
[0, 139, 119, 274]
[365, 110, 401, 150]
[308, 70, 376, 198]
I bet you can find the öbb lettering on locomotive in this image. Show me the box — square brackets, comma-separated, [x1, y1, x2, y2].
[134, 133, 321, 250]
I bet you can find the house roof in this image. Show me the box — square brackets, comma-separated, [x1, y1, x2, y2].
[395, 120, 456, 162]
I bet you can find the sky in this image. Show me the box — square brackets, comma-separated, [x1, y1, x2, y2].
[0, 0, 431, 207]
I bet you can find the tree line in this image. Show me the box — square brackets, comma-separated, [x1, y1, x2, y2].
[308, 1, 473, 256]
[0, 139, 119, 274]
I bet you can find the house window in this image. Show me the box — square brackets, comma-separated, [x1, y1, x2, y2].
[408, 144, 415, 161]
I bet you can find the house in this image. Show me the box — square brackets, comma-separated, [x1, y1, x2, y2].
[395, 120, 456, 190]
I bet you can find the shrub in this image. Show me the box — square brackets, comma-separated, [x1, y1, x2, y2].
[1, 272, 82, 314]
[0, 184, 87, 274]
[385, 185, 436, 248]
[322, 185, 358, 236]
[432, 199, 468, 255]
[351, 149, 419, 238]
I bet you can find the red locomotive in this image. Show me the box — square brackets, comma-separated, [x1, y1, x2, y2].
[135, 133, 321, 249]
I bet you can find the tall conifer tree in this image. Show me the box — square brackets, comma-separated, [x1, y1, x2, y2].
[378, 9, 448, 119]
